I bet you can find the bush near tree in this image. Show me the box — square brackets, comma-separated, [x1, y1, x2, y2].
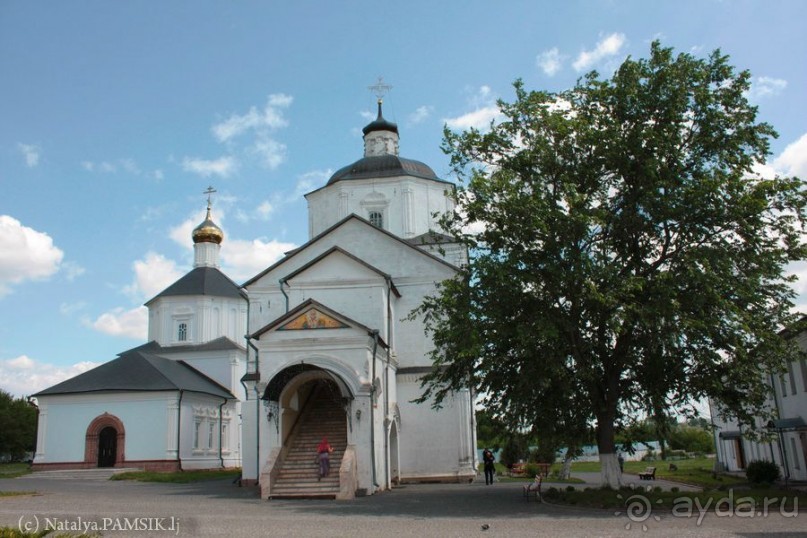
[0, 389, 37, 461]
[745, 460, 781, 485]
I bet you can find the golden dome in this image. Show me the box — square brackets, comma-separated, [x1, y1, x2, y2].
[192, 207, 224, 245]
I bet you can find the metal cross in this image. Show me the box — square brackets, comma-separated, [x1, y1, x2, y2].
[203, 186, 217, 209]
[368, 77, 392, 102]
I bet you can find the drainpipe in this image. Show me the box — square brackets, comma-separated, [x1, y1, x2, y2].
[769, 370, 787, 478]
[177, 390, 184, 471]
[384, 277, 393, 488]
[370, 330, 380, 490]
[279, 278, 289, 313]
[218, 398, 227, 469]
[248, 338, 261, 483]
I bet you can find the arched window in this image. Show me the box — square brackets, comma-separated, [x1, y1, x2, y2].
[178, 322, 188, 342]
[369, 211, 383, 228]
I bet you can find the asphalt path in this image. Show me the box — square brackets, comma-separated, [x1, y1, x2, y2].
[0, 473, 804, 537]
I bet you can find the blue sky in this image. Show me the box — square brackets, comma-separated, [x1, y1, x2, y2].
[1, 0, 806, 397]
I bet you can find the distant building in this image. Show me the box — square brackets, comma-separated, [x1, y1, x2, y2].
[710, 319, 807, 481]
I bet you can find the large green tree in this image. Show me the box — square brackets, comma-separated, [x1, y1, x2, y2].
[414, 42, 807, 487]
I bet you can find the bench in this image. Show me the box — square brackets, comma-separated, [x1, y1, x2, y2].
[509, 463, 526, 477]
[638, 466, 656, 480]
[522, 475, 542, 501]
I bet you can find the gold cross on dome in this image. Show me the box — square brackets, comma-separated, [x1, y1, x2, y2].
[368, 77, 392, 103]
[203, 186, 217, 209]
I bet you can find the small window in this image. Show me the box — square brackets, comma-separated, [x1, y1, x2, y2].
[178, 322, 188, 342]
[369, 211, 383, 228]
[208, 421, 216, 450]
[193, 419, 202, 450]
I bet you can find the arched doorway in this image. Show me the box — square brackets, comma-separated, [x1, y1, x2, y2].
[98, 427, 117, 468]
[84, 413, 125, 467]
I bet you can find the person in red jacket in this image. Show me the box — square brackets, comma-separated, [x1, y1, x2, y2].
[317, 437, 333, 479]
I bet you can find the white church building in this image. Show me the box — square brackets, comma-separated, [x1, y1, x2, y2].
[32, 98, 478, 498]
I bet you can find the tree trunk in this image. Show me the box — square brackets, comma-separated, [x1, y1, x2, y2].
[596, 413, 622, 489]
[559, 450, 574, 480]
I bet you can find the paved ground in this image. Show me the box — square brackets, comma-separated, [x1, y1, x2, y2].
[0, 472, 805, 537]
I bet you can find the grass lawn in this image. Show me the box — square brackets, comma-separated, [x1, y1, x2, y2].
[110, 468, 241, 483]
[547, 457, 746, 489]
[0, 491, 35, 498]
[0, 463, 31, 479]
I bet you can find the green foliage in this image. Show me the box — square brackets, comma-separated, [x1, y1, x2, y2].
[412, 40, 807, 487]
[528, 443, 557, 464]
[0, 390, 37, 460]
[499, 435, 527, 467]
[668, 424, 715, 454]
[745, 460, 780, 485]
[475, 409, 506, 450]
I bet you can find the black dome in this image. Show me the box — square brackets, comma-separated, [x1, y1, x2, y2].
[362, 101, 399, 135]
[327, 155, 439, 185]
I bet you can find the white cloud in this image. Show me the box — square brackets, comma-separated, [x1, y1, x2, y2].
[408, 105, 433, 125]
[444, 86, 503, 132]
[62, 260, 85, 281]
[445, 106, 501, 131]
[536, 47, 564, 76]
[294, 169, 331, 197]
[0, 355, 101, 398]
[573, 33, 627, 72]
[123, 252, 184, 300]
[0, 215, 64, 297]
[771, 132, 807, 178]
[359, 110, 375, 121]
[182, 156, 238, 178]
[746, 76, 787, 101]
[17, 143, 41, 167]
[256, 201, 274, 220]
[250, 136, 287, 169]
[88, 306, 148, 340]
[169, 210, 208, 249]
[222, 238, 297, 281]
[60, 301, 87, 316]
[212, 93, 293, 142]
[153, 169, 165, 180]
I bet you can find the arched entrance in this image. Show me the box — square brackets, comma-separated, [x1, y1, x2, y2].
[262, 365, 354, 497]
[84, 413, 125, 467]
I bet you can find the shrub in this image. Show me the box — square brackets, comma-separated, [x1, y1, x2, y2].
[566, 485, 575, 492]
[745, 460, 780, 485]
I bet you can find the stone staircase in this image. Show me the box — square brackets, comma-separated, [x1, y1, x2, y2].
[269, 384, 347, 499]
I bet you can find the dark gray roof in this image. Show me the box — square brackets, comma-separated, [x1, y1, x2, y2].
[34, 351, 235, 399]
[145, 266, 246, 306]
[405, 231, 456, 246]
[123, 337, 244, 356]
[326, 155, 442, 186]
[770, 417, 807, 430]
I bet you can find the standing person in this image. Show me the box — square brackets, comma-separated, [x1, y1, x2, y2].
[482, 448, 496, 485]
[618, 452, 625, 473]
[317, 437, 333, 480]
